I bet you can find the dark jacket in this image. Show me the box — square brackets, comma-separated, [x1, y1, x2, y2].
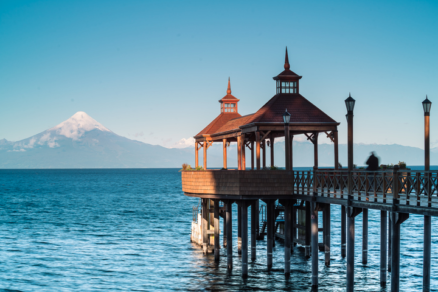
[366, 154, 379, 171]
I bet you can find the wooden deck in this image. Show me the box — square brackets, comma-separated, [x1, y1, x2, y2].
[182, 169, 438, 216]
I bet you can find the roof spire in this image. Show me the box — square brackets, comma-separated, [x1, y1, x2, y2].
[227, 77, 231, 95]
[284, 47, 290, 70]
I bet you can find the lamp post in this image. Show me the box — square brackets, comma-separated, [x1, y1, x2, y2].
[345, 93, 355, 171]
[283, 109, 291, 171]
[422, 95, 432, 291]
[345, 93, 355, 292]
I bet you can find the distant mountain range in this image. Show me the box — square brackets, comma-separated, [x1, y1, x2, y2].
[0, 112, 434, 168]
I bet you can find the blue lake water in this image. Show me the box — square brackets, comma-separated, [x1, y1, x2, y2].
[0, 168, 437, 291]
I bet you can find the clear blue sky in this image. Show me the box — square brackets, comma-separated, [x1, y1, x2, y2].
[1, 0, 437, 148]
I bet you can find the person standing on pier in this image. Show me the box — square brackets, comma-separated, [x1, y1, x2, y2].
[366, 152, 379, 171]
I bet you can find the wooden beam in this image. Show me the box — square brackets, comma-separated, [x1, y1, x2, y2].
[203, 141, 207, 170]
[262, 140, 266, 169]
[241, 134, 246, 170]
[223, 139, 227, 169]
[195, 141, 199, 168]
[314, 133, 319, 169]
[270, 134, 275, 168]
[260, 130, 271, 141]
[256, 132, 261, 170]
[237, 136, 242, 170]
[334, 130, 339, 169]
[251, 141, 254, 170]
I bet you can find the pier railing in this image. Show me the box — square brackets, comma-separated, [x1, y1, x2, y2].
[312, 169, 438, 208]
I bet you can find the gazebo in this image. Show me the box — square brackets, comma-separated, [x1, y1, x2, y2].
[194, 48, 340, 171]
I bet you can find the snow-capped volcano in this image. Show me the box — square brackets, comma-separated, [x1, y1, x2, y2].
[50, 111, 111, 140]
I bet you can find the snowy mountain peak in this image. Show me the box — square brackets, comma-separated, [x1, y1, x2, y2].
[50, 111, 110, 140]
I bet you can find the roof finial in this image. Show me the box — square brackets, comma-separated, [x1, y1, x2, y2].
[284, 47, 290, 70]
[227, 77, 231, 95]
[349, 92, 351, 97]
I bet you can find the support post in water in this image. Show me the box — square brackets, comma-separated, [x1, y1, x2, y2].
[283, 201, 292, 276]
[226, 201, 233, 270]
[341, 205, 346, 258]
[362, 208, 368, 265]
[223, 207, 227, 248]
[251, 200, 257, 261]
[380, 210, 387, 286]
[305, 200, 311, 257]
[388, 214, 392, 272]
[266, 200, 275, 270]
[241, 201, 249, 278]
[214, 199, 220, 262]
[238, 204, 242, 255]
[424, 215, 431, 292]
[324, 204, 331, 266]
[347, 206, 362, 292]
[202, 198, 209, 255]
[311, 202, 319, 287]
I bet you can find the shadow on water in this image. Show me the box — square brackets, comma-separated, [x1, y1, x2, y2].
[0, 169, 436, 291]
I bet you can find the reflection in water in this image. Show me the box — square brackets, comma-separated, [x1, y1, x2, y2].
[0, 169, 436, 291]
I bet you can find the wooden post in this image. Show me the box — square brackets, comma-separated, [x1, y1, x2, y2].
[223, 207, 227, 248]
[226, 201, 233, 270]
[284, 202, 292, 275]
[270, 134, 275, 168]
[202, 198, 209, 255]
[290, 135, 294, 170]
[311, 202, 319, 287]
[292, 202, 296, 251]
[262, 140, 266, 169]
[223, 139, 227, 169]
[267, 200, 274, 270]
[284, 124, 290, 170]
[241, 135, 246, 170]
[237, 136, 242, 170]
[238, 204, 242, 254]
[380, 210, 387, 286]
[391, 211, 401, 292]
[241, 202, 249, 277]
[195, 142, 199, 168]
[334, 130, 339, 169]
[251, 140, 254, 170]
[346, 208, 355, 292]
[341, 205, 346, 257]
[363, 208, 368, 265]
[256, 132, 261, 170]
[214, 200, 220, 262]
[305, 200, 311, 257]
[203, 141, 207, 170]
[251, 200, 257, 261]
[324, 204, 330, 266]
[424, 111, 431, 292]
[388, 214, 392, 272]
[313, 133, 319, 168]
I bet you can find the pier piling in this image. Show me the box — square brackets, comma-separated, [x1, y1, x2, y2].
[380, 210, 387, 286]
[347, 207, 361, 292]
[267, 200, 275, 270]
[226, 201, 233, 270]
[251, 200, 257, 261]
[238, 205, 242, 255]
[241, 202, 249, 277]
[388, 214, 392, 272]
[292, 203, 296, 251]
[284, 202, 292, 276]
[214, 200, 220, 262]
[324, 204, 330, 266]
[223, 208, 227, 248]
[311, 202, 319, 287]
[391, 212, 401, 292]
[305, 201, 311, 257]
[202, 199, 209, 255]
[424, 215, 431, 292]
[362, 208, 368, 265]
[341, 205, 346, 258]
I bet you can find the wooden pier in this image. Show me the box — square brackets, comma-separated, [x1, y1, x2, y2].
[182, 49, 434, 291]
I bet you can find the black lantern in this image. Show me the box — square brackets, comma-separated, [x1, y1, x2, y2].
[345, 93, 356, 113]
[423, 96, 432, 116]
[283, 109, 291, 124]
